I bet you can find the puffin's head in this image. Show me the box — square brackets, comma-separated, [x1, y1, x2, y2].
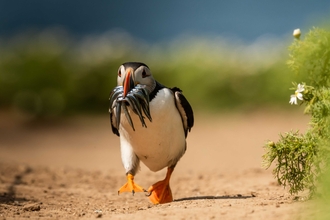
[117, 62, 156, 97]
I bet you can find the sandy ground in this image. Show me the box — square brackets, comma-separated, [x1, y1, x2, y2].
[0, 110, 318, 219]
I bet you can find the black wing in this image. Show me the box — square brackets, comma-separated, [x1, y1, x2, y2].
[109, 90, 120, 136]
[110, 111, 119, 136]
[171, 87, 194, 137]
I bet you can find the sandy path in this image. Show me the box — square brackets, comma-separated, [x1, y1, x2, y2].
[0, 110, 315, 219]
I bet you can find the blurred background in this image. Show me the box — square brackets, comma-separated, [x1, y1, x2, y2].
[1, 2, 330, 218]
[1, 0, 330, 119]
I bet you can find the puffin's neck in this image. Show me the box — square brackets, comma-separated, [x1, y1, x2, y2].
[149, 81, 165, 101]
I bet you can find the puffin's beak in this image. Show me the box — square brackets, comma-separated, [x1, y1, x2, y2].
[123, 70, 134, 97]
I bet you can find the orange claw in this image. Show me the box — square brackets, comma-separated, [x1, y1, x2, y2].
[118, 174, 146, 195]
[147, 167, 174, 204]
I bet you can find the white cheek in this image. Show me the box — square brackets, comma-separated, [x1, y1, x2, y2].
[117, 77, 123, 86]
[117, 66, 126, 86]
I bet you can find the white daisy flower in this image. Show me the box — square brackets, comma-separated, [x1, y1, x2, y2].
[293, 29, 301, 39]
[289, 84, 304, 105]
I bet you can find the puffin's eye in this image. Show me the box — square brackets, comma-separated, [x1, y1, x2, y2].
[142, 69, 147, 78]
[118, 70, 122, 77]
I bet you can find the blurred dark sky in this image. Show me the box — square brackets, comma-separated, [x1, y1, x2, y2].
[1, 0, 330, 43]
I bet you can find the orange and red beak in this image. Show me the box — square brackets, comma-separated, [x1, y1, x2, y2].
[123, 70, 135, 97]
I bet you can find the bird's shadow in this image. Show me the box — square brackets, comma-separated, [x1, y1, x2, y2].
[174, 194, 252, 202]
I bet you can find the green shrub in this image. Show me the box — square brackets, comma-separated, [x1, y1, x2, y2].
[263, 27, 330, 197]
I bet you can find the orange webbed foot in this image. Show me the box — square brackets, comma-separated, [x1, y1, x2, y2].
[147, 167, 174, 204]
[118, 174, 146, 195]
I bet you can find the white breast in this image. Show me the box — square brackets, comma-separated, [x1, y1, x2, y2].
[119, 88, 186, 172]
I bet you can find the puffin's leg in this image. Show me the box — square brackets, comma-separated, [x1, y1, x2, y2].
[118, 173, 146, 195]
[147, 166, 175, 204]
[118, 151, 146, 195]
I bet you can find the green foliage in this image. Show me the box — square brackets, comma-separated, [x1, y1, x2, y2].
[0, 29, 291, 118]
[263, 27, 330, 197]
[287, 28, 330, 87]
[314, 165, 330, 219]
[264, 132, 318, 195]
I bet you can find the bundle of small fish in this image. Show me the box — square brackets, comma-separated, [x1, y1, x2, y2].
[109, 84, 152, 131]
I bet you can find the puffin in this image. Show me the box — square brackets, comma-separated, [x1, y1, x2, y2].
[109, 62, 194, 204]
